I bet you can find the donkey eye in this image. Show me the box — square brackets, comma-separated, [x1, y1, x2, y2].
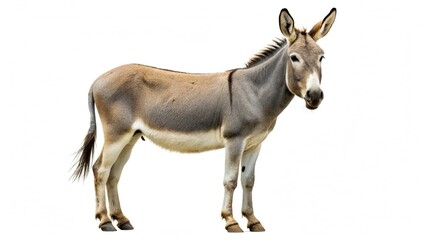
[319, 56, 325, 62]
[290, 55, 299, 62]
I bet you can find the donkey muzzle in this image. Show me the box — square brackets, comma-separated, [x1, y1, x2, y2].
[304, 89, 324, 110]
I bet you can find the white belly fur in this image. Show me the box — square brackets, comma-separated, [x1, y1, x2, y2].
[132, 120, 224, 153]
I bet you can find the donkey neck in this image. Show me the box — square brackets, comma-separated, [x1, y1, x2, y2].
[239, 45, 295, 118]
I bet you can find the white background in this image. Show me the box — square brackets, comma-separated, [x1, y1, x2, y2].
[1, 0, 425, 239]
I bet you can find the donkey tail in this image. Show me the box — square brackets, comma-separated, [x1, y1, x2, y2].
[71, 86, 97, 181]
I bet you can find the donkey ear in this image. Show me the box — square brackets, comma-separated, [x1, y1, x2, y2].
[309, 8, 337, 41]
[279, 8, 297, 44]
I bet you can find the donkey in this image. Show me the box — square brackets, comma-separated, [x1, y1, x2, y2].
[72, 8, 336, 232]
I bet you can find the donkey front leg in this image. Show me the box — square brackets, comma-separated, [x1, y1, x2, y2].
[221, 138, 245, 232]
[241, 144, 265, 232]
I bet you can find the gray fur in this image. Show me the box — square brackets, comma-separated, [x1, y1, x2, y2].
[90, 43, 293, 141]
[73, 7, 337, 232]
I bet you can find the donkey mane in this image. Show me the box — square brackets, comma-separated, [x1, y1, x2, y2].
[245, 28, 312, 68]
[245, 37, 287, 68]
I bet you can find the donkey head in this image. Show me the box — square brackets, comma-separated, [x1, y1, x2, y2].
[279, 8, 336, 110]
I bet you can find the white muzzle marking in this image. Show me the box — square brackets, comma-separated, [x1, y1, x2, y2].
[303, 72, 321, 97]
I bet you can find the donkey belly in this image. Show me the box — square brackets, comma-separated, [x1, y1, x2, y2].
[133, 120, 224, 153]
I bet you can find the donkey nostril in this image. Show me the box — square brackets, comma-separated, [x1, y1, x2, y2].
[320, 91, 324, 100]
[306, 90, 311, 99]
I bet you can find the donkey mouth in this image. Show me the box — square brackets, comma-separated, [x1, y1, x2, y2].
[306, 104, 318, 110]
[305, 101, 320, 110]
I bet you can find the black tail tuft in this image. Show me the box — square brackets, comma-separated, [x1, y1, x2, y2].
[71, 86, 97, 181]
[71, 124, 96, 181]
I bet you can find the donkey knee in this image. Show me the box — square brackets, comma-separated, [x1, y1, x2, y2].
[223, 178, 238, 191]
[242, 175, 255, 190]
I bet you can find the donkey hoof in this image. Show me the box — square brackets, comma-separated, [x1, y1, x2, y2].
[248, 222, 265, 232]
[226, 223, 244, 233]
[99, 221, 117, 231]
[117, 221, 134, 230]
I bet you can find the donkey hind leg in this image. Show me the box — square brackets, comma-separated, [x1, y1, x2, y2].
[221, 138, 245, 232]
[106, 133, 141, 230]
[241, 145, 265, 232]
[93, 136, 133, 231]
